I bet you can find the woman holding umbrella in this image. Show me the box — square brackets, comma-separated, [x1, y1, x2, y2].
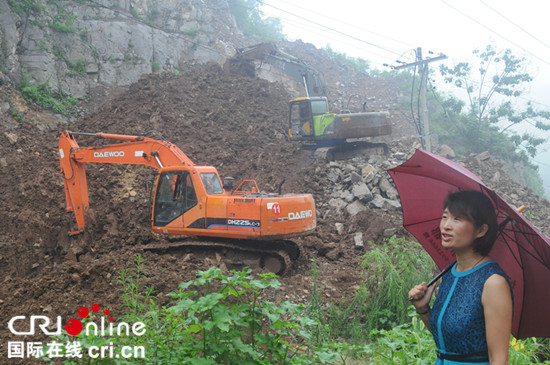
[408, 190, 513, 364]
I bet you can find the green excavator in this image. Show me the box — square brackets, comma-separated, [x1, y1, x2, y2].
[233, 43, 392, 152]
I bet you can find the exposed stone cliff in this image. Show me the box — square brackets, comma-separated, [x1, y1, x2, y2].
[0, 0, 246, 98]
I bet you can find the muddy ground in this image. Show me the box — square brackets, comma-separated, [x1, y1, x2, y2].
[1, 58, 549, 359]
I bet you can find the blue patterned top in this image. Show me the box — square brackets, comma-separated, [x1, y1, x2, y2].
[429, 260, 509, 362]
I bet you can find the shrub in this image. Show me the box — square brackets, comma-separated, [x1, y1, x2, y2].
[20, 81, 79, 116]
[320, 236, 437, 343]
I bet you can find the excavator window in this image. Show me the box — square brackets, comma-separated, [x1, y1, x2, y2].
[290, 101, 313, 137]
[153, 171, 197, 226]
[310, 99, 328, 116]
[200, 173, 223, 194]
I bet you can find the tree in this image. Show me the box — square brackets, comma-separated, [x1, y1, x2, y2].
[439, 45, 550, 158]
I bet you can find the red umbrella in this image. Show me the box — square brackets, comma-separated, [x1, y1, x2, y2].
[387, 149, 550, 339]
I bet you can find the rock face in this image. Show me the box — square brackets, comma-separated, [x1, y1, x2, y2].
[0, 0, 243, 98]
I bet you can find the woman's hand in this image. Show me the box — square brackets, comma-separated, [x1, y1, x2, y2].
[408, 282, 435, 312]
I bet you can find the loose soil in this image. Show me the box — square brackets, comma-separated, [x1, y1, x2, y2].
[1, 59, 549, 359]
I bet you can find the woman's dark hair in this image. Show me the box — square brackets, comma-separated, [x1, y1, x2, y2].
[443, 190, 498, 256]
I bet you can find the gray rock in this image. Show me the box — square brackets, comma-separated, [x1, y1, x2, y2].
[350, 171, 362, 183]
[354, 232, 364, 248]
[328, 198, 347, 211]
[378, 177, 398, 199]
[361, 164, 376, 183]
[477, 151, 491, 161]
[393, 151, 407, 160]
[327, 169, 340, 183]
[335, 223, 344, 235]
[351, 182, 373, 201]
[346, 201, 366, 216]
[438, 144, 455, 159]
[369, 194, 386, 209]
[4, 132, 18, 144]
[341, 190, 355, 203]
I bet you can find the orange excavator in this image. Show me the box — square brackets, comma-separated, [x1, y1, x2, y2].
[58, 130, 316, 273]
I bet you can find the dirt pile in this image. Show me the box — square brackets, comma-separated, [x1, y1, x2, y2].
[0, 60, 549, 357]
[0, 62, 370, 351]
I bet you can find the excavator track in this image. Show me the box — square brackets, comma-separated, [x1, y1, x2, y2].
[142, 238, 300, 275]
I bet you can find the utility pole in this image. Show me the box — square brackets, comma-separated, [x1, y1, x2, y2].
[393, 48, 447, 152]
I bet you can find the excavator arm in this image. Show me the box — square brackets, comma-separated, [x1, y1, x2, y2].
[58, 130, 194, 235]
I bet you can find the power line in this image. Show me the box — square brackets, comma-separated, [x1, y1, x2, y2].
[440, 0, 550, 67]
[259, 0, 405, 58]
[265, 0, 417, 50]
[260, 9, 397, 67]
[479, 0, 550, 52]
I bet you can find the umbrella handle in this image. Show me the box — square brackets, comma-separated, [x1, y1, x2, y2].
[427, 263, 453, 287]
[409, 263, 454, 302]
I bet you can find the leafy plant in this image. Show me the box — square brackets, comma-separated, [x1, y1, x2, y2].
[322, 236, 437, 342]
[509, 337, 550, 365]
[365, 308, 436, 364]
[20, 80, 79, 116]
[439, 45, 550, 159]
[50, 12, 77, 33]
[68, 58, 87, 77]
[12, 111, 25, 122]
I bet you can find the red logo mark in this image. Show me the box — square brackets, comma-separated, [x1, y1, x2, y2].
[65, 304, 114, 336]
[272, 203, 281, 215]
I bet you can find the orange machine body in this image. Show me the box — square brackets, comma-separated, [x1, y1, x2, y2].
[58, 131, 316, 240]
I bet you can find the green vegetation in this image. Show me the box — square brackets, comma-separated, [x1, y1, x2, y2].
[51, 46, 88, 77]
[50, 12, 77, 33]
[18, 70, 79, 116]
[439, 45, 550, 160]
[151, 60, 160, 72]
[21, 81, 79, 115]
[7, 0, 44, 16]
[0, 35, 8, 73]
[385, 45, 548, 197]
[40, 247, 550, 364]
[310, 237, 437, 343]
[180, 29, 198, 37]
[12, 111, 25, 122]
[228, 0, 284, 41]
[42, 256, 368, 364]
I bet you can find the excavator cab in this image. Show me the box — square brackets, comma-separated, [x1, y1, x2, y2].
[288, 96, 333, 140]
